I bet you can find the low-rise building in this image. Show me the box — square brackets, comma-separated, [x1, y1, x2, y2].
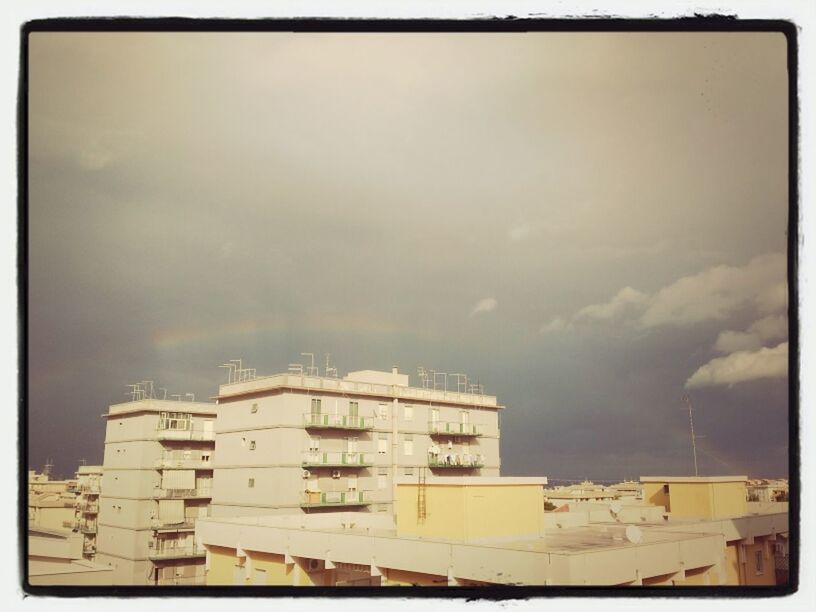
[196, 474, 788, 587]
[28, 527, 113, 586]
[544, 481, 619, 508]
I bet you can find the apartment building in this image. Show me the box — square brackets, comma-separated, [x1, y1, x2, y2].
[210, 366, 501, 518]
[73, 465, 103, 559]
[95, 398, 216, 585]
[197, 474, 789, 587]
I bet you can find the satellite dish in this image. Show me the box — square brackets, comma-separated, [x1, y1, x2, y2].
[625, 525, 643, 544]
[609, 501, 622, 515]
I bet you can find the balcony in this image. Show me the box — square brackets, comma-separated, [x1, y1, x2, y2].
[428, 421, 482, 437]
[62, 520, 79, 530]
[80, 523, 97, 534]
[302, 451, 373, 468]
[303, 413, 373, 431]
[152, 488, 213, 500]
[83, 543, 96, 555]
[79, 503, 99, 514]
[151, 518, 197, 531]
[428, 455, 484, 469]
[154, 458, 214, 470]
[156, 428, 215, 441]
[78, 484, 100, 494]
[148, 546, 206, 561]
[300, 490, 372, 508]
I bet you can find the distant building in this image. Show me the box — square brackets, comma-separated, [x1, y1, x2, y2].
[747, 479, 788, 503]
[210, 367, 501, 519]
[73, 465, 103, 560]
[544, 480, 619, 508]
[28, 527, 113, 586]
[94, 399, 216, 585]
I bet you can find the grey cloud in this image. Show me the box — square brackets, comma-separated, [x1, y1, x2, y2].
[685, 342, 788, 389]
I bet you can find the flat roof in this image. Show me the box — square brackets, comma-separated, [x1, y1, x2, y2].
[105, 399, 217, 418]
[640, 476, 748, 483]
[396, 476, 548, 486]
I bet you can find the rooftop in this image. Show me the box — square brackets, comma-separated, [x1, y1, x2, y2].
[640, 475, 748, 483]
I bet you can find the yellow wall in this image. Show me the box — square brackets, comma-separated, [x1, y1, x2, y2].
[383, 568, 446, 586]
[642, 480, 747, 519]
[247, 551, 293, 585]
[679, 566, 712, 586]
[31, 506, 76, 531]
[205, 545, 237, 586]
[397, 484, 544, 540]
[643, 483, 670, 511]
[740, 540, 776, 586]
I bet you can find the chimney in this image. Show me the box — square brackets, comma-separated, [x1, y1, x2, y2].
[392, 366, 399, 375]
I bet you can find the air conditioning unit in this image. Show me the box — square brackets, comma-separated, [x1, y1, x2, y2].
[302, 470, 311, 479]
[331, 470, 341, 479]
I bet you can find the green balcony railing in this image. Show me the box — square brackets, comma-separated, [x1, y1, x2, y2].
[300, 490, 371, 507]
[428, 421, 482, 436]
[428, 455, 484, 469]
[302, 451, 373, 467]
[303, 413, 373, 430]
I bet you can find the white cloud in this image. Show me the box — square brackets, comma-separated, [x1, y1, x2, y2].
[639, 253, 785, 328]
[508, 222, 532, 243]
[470, 297, 497, 317]
[539, 316, 571, 334]
[685, 342, 788, 389]
[575, 287, 648, 322]
[714, 314, 788, 354]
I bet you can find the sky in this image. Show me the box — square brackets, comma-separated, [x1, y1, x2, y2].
[26, 30, 790, 481]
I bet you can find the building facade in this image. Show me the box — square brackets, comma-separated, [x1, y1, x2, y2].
[210, 367, 501, 518]
[73, 465, 103, 560]
[95, 399, 216, 585]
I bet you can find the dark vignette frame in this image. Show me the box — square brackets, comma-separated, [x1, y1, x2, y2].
[17, 15, 799, 600]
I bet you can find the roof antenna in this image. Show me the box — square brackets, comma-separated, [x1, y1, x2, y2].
[682, 393, 700, 477]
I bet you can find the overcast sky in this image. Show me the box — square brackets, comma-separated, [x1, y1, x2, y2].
[27, 31, 789, 481]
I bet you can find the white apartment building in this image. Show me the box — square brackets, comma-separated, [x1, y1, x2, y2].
[73, 465, 103, 559]
[95, 398, 216, 585]
[210, 366, 502, 518]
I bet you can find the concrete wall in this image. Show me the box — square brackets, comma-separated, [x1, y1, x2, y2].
[642, 480, 747, 519]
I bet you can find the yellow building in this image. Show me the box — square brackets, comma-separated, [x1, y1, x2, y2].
[196, 474, 788, 587]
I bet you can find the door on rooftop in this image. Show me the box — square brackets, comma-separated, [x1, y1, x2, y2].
[311, 398, 322, 415]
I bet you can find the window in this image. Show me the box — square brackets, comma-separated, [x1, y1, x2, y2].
[404, 405, 413, 421]
[311, 398, 322, 414]
[347, 437, 358, 453]
[309, 437, 320, 452]
[248, 478, 255, 488]
[403, 435, 413, 457]
[377, 474, 387, 490]
[251, 403, 258, 413]
[202, 453, 211, 464]
[158, 412, 191, 431]
[349, 401, 359, 417]
[347, 475, 358, 491]
[378, 436, 388, 455]
[755, 550, 764, 575]
[378, 404, 388, 419]
[663, 484, 670, 495]
[249, 441, 256, 451]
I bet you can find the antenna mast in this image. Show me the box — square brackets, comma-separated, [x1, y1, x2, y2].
[682, 393, 699, 477]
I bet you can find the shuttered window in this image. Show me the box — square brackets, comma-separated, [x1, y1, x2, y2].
[158, 500, 184, 522]
[161, 470, 195, 490]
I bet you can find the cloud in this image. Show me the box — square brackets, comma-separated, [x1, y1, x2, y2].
[713, 314, 788, 354]
[539, 316, 571, 334]
[508, 222, 532, 243]
[685, 342, 788, 388]
[470, 297, 497, 317]
[542, 253, 786, 334]
[639, 253, 785, 328]
[575, 287, 648, 322]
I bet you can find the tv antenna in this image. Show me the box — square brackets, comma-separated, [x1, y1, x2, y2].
[451, 373, 468, 393]
[324, 353, 338, 378]
[682, 393, 700, 477]
[220, 362, 237, 384]
[301, 353, 318, 376]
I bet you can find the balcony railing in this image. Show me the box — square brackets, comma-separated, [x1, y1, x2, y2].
[83, 543, 96, 555]
[301, 490, 372, 508]
[151, 518, 197, 531]
[154, 458, 214, 470]
[78, 484, 100, 494]
[156, 428, 215, 441]
[152, 488, 213, 499]
[148, 546, 206, 561]
[428, 455, 484, 469]
[303, 413, 374, 430]
[79, 503, 99, 514]
[80, 523, 97, 533]
[62, 520, 79, 530]
[428, 421, 482, 436]
[302, 451, 372, 467]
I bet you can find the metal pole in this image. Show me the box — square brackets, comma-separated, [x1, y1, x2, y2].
[683, 394, 699, 477]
